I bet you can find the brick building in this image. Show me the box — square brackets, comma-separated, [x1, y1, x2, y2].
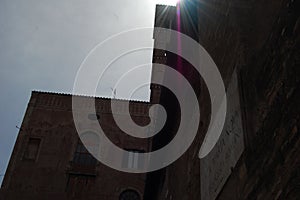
[0, 92, 152, 199]
[1, 0, 299, 199]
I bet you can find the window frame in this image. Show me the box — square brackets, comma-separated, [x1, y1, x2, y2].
[72, 139, 98, 167]
[23, 137, 42, 162]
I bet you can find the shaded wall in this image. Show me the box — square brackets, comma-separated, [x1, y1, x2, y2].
[0, 92, 151, 200]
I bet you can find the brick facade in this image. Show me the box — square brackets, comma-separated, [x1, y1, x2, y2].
[0, 92, 151, 200]
[0, 0, 299, 199]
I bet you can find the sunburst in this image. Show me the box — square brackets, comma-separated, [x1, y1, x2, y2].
[155, 0, 180, 6]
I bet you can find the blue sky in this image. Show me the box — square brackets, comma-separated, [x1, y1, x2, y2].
[0, 0, 172, 185]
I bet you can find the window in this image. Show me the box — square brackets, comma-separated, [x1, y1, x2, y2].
[68, 132, 99, 190]
[24, 138, 41, 161]
[73, 140, 97, 166]
[122, 149, 145, 169]
[119, 189, 141, 200]
[73, 131, 100, 167]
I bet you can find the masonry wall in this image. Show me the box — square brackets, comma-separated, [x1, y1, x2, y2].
[0, 0, 299, 199]
[151, 0, 299, 199]
[218, 0, 300, 199]
[0, 92, 151, 200]
[151, 1, 245, 199]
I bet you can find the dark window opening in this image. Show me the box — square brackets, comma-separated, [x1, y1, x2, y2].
[119, 189, 141, 200]
[23, 138, 41, 161]
[73, 141, 97, 166]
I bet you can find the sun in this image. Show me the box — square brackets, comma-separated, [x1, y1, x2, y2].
[155, 0, 180, 6]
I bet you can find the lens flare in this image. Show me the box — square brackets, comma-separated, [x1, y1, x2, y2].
[155, 0, 179, 6]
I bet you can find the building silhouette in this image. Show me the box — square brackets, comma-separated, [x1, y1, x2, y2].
[1, 0, 299, 199]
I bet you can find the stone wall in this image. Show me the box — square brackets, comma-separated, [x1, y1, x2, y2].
[218, 0, 300, 199]
[152, 0, 299, 199]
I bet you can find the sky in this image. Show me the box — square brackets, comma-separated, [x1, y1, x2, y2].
[0, 0, 176, 185]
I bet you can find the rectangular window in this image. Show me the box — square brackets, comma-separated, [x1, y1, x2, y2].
[122, 149, 145, 169]
[73, 141, 97, 166]
[24, 138, 41, 161]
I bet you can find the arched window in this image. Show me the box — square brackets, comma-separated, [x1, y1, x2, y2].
[119, 189, 141, 200]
